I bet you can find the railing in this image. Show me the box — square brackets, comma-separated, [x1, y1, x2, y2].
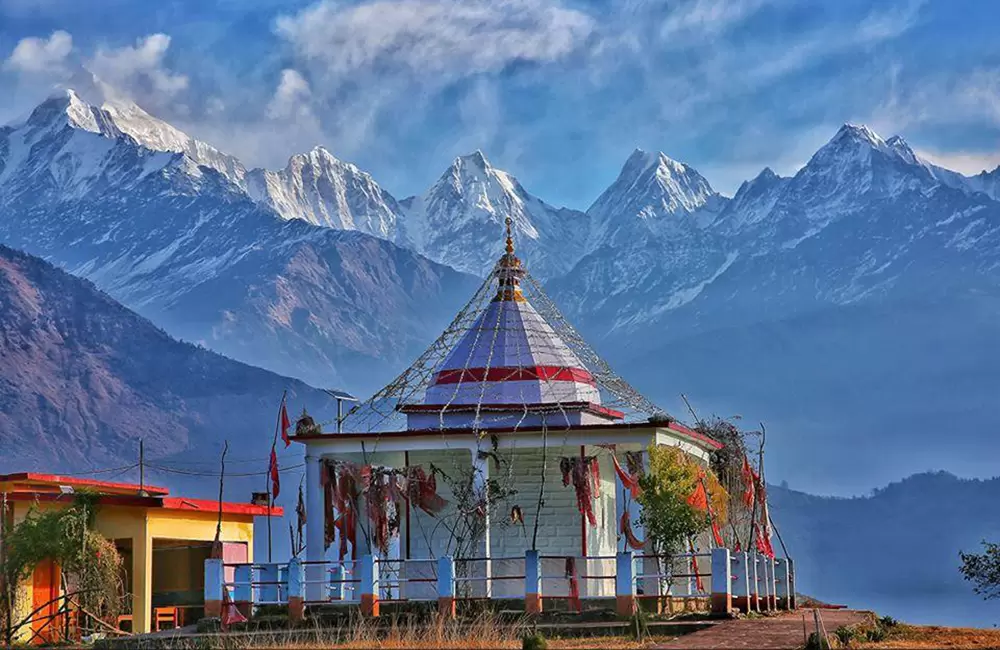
[204, 549, 795, 621]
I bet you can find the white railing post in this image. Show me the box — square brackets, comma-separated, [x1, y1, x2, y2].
[731, 551, 751, 613]
[710, 548, 732, 616]
[288, 558, 305, 621]
[616, 551, 636, 616]
[525, 550, 542, 614]
[233, 564, 252, 616]
[756, 554, 770, 611]
[256, 563, 280, 605]
[330, 563, 344, 601]
[438, 556, 456, 619]
[775, 558, 790, 610]
[204, 558, 223, 618]
[767, 557, 777, 610]
[361, 554, 380, 617]
[749, 553, 760, 612]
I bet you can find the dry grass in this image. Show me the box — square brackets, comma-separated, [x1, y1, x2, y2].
[116, 613, 678, 649]
[856, 623, 1000, 649]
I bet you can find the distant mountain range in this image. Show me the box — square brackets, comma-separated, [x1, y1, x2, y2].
[0, 89, 476, 392]
[772, 472, 1000, 627]
[2, 84, 999, 492]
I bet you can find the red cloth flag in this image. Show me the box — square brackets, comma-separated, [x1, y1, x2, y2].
[565, 557, 582, 613]
[689, 539, 705, 592]
[711, 520, 725, 548]
[758, 499, 776, 558]
[742, 456, 757, 508]
[280, 400, 292, 447]
[269, 446, 280, 500]
[687, 481, 709, 511]
[611, 453, 642, 498]
[221, 588, 247, 630]
[619, 511, 645, 550]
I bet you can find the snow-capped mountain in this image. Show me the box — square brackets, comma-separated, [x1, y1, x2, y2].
[549, 148, 732, 327]
[246, 146, 405, 239]
[964, 166, 1000, 202]
[44, 87, 247, 184]
[546, 123, 1000, 501]
[554, 123, 1000, 339]
[400, 151, 589, 277]
[39, 81, 406, 241]
[587, 148, 727, 250]
[0, 90, 476, 391]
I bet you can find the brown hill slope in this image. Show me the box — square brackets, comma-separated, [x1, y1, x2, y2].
[0, 244, 327, 472]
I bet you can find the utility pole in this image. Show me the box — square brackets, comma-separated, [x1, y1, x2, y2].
[139, 439, 145, 496]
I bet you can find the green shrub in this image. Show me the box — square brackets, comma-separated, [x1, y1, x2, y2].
[522, 631, 547, 650]
[834, 625, 857, 646]
[805, 631, 831, 650]
[629, 610, 650, 641]
[879, 614, 898, 628]
[866, 626, 887, 642]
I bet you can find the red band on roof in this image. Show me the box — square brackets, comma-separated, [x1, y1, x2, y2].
[398, 401, 624, 419]
[432, 366, 596, 386]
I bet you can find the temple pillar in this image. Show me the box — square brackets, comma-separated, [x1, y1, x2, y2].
[471, 445, 491, 598]
[305, 451, 326, 603]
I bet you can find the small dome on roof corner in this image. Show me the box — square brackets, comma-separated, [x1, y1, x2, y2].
[295, 409, 321, 436]
[648, 411, 674, 424]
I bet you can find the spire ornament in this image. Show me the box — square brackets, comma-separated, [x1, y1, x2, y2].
[495, 216, 524, 301]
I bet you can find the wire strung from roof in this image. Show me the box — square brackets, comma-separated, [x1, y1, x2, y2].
[336, 216, 672, 441]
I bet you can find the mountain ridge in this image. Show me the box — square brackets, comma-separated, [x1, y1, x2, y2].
[0, 242, 328, 469]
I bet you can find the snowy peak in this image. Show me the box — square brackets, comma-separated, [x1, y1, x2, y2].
[812, 123, 926, 170]
[16, 87, 244, 183]
[591, 148, 719, 220]
[98, 99, 245, 183]
[722, 166, 789, 231]
[246, 146, 402, 238]
[585, 148, 724, 250]
[421, 150, 535, 239]
[885, 135, 918, 164]
[401, 151, 588, 277]
[833, 123, 887, 149]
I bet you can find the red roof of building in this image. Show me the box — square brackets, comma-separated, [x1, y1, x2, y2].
[0, 472, 282, 517]
[0, 472, 170, 495]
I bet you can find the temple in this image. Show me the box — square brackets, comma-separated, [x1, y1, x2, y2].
[292, 218, 723, 604]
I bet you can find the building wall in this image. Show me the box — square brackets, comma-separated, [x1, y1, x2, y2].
[5, 500, 255, 637]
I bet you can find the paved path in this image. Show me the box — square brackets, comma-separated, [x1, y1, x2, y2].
[656, 609, 873, 649]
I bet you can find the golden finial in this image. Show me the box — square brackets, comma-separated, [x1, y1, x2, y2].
[494, 216, 524, 302]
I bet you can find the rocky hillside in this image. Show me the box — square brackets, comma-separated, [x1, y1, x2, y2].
[0, 243, 328, 471]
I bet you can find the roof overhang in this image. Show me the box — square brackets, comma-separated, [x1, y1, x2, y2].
[292, 419, 722, 451]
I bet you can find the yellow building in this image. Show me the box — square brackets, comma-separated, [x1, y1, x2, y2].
[0, 472, 279, 640]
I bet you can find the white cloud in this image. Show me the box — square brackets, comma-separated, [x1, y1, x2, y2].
[267, 69, 313, 120]
[275, 0, 594, 84]
[658, 0, 771, 43]
[873, 67, 1000, 131]
[88, 34, 189, 101]
[4, 30, 73, 75]
[917, 149, 1000, 176]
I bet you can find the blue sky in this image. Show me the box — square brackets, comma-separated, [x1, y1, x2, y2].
[2, 0, 999, 207]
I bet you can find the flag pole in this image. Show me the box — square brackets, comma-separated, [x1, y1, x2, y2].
[267, 390, 287, 562]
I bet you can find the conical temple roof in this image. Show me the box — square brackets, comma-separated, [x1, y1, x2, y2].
[341, 218, 668, 434]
